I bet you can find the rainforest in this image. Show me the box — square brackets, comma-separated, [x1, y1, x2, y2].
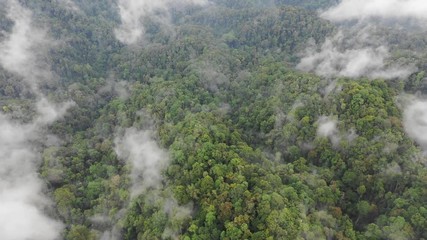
[0, 0, 426, 239]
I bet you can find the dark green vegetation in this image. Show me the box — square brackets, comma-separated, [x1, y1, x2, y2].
[1, 1, 427, 239]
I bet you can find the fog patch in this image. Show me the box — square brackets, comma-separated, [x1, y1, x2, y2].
[113, 126, 193, 239]
[35, 97, 74, 124]
[98, 78, 132, 101]
[191, 60, 228, 92]
[316, 116, 339, 145]
[320, 80, 340, 97]
[346, 129, 358, 142]
[316, 116, 358, 147]
[385, 162, 402, 175]
[162, 197, 193, 239]
[0, 1, 74, 239]
[0, 86, 65, 240]
[57, 0, 80, 12]
[297, 0, 422, 80]
[297, 31, 416, 79]
[115, 0, 209, 44]
[403, 98, 427, 151]
[115, 127, 169, 197]
[0, 1, 46, 74]
[322, 0, 427, 23]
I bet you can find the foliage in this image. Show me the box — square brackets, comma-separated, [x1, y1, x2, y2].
[0, 1, 426, 239]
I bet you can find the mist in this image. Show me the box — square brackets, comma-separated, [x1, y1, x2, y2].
[316, 116, 340, 146]
[322, 0, 427, 22]
[57, 0, 80, 12]
[317, 116, 338, 138]
[0, 0, 50, 84]
[316, 116, 358, 147]
[115, 0, 209, 44]
[113, 126, 194, 239]
[298, 0, 422, 80]
[297, 31, 416, 79]
[161, 197, 193, 239]
[98, 77, 131, 101]
[403, 98, 427, 151]
[114, 127, 170, 197]
[0, 0, 73, 239]
[0, 116, 62, 240]
[308, 0, 427, 157]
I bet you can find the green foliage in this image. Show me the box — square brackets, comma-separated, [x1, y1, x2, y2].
[5, 1, 423, 239]
[66, 225, 96, 240]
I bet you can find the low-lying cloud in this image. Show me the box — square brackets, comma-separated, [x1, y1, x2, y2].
[0, 0, 49, 81]
[0, 116, 63, 240]
[0, 1, 61, 90]
[297, 32, 416, 79]
[162, 197, 193, 239]
[316, 116, 358, 147]
[403, 98, 427, 150]
[322, 0, 427, 22]
[115, 0, 209, 44]
[98, 77, 131, 101]
[317, 116, 338, 138]
[113, 126, 193, 239]
[298, 0, 421, 80]
[0, 1, 73, 239]
[316, 116, 340, 146]
[114, 127, 170, 197]
[57, 0, 80, 12]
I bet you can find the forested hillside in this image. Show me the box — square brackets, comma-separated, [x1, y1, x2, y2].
[0, 0, 426, 239]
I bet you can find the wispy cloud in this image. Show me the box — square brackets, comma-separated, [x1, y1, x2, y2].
[0, 0, 50, 85]
[322, 0, 427, 22]
[403, 97, 427, 151]
[0, 1, 74, 238]
[114, 127, 169, 197]
[0, 116, 63, 240]
[316, 116, 358, 147]
[115, 0, 209, 44]
[298, 0, 421, 80]
[57, 0, 80, 12]
[297, 31, 416, 79]
[317, 116, 338, 138]
[113, 121, 195, 239]
[316, 116, 341, 146]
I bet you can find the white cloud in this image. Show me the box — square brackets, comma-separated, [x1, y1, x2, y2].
[0, 114, 63, 240]
[0, 181, 61, 235]
[0, 1, 74, 238]
[0, 0, 74, 119]
[316, 116, 358, 147]
[297, 0, 427, 79]
[36, 97, 75, 124]
[162, 197, 193, 239]
[297, 32, 416, 79]
[57, 0, 80, 12]
[114, 128, 169, 197]
[403, 98, 427, 150]
[322, 0, 427, 22]
[317, 116, 338, 138]
[98, 78, 131, 101]
[297, 0, 423, 80]
[112, 125, 194, 239]
[115, 0, 209, 44]
[0, 0, 52, 89]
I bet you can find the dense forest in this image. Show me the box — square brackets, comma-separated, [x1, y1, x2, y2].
[0, 0, 426, 239]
